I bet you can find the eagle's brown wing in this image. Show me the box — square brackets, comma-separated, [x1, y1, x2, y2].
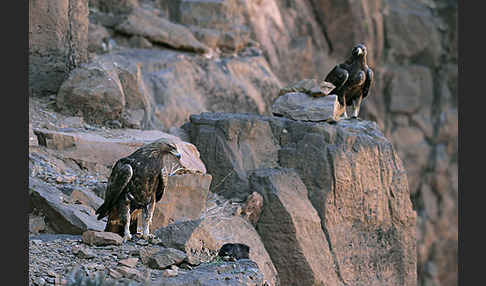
[96, 161, 133, 220]
[324, 64, 349, 94]
[362, 67, 374, 99]
[155, 172, 167, 202]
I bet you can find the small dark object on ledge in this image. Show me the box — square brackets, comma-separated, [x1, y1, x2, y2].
[218, 243, 250, 261]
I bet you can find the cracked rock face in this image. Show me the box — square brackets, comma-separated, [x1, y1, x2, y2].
[186, 112, 417, 286]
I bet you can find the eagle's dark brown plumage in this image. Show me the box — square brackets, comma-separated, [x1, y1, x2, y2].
[324, 43, 374, 119]
[95, 140, 181, 242]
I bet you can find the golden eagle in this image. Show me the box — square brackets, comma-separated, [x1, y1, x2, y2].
[323, 43, 374, 119]
[95, 140, 181, 242]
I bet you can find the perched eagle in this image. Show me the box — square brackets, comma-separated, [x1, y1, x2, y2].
[323, 43, 374, 119]
[95, 140, 181, 242]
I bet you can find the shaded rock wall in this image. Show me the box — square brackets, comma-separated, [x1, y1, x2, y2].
[186, 112, 417, 286]
[29, 0, 89, 97]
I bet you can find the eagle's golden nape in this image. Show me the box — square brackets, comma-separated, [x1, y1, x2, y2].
[95, 140, 182, 242]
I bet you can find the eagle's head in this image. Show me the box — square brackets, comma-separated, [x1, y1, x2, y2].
[351, 43, 367, 58]
[166, 143, 182, 159]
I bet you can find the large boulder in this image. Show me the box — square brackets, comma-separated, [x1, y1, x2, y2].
[272, 93, 344, 122]
[115, 7, 209, 53]
[28, 177, 105, 234]
[29, 0, 89, 97]
[56, 49, 281, 130]
[185, 112, 417, 285]
[56, 55, 155, 128]
[154, 208, 279, 286]
[33, 128, 205, 170]
[151, 173, 212, 230]
[249, 168, 340, 286]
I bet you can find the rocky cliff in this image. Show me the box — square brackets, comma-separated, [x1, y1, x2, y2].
[29, 0, 457, 285]
[186, 112, 417, 286]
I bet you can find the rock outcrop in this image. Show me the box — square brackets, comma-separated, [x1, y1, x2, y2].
[29, 0, 89, 97]
[29, 177, 105, 234]
[56, 49, 281, 129]
[151, 173, 212, 230]
[154, 203, 279, 286]
[29, 0, 458, 284]
[186, 112, 417, 286]
[272, 93, 344, 122]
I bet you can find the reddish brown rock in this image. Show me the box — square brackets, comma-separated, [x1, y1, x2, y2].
[82, 230, 123, 246]
[187, 112, 417, 286]
[250, 168, 340, 286]
[118, 258, 139, 268]
[240, 192, 263, 226]
[115, 7, 209, 53]
[29, 0, 89, 97]
[151, 173, 212, 230]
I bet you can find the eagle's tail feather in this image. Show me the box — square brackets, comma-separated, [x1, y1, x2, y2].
[96, 203, 109, 220]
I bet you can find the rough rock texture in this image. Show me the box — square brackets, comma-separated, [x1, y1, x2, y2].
[166, 0, 252, 52]
[151, 173, 212, 230]
[143, 248, 187, 270]
[186, 112, 417, 285]
[250, 168, 340, 286]
[115, 7, 209, 53]
[29, 234, 266, 286]
[82, 230, 123, 246]
[154, 204, 279, 286]
[33, 127, 204, 170]
[155, 259, 265, 286]
[29, 0, 89, 97]
[272, 93, 344, 122]
[29, 177, 106, 234]
[30, 0, 458, 284]
[56, 49, 281, 129]
[240, 192, 264, 226]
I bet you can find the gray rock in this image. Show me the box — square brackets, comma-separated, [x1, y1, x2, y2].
[272, 92, 344, 122]
[155, 259, 265, 286]
[28, 177, 105, 234]
[72, 246, 96, 259]
[29, 123, 38, 147]
[145, 248, 187, 270]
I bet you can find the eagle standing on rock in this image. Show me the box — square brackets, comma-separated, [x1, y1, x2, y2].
[323, 43, 373, 119]
[95, 140, 182, 242]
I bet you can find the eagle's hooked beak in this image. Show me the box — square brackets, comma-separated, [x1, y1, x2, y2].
[171, 150, 182, 159]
